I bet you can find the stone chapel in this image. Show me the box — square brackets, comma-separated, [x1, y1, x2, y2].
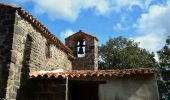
[0, 2, 159, 100]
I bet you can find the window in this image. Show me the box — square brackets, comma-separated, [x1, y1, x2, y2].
[46, 42, 51, 58]
[23, 35, 32, 66]
[76, 39, 86, 58]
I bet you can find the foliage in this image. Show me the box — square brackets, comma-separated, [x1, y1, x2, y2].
[157, 36, 170, 100]
[98, 36, 158, 70]
[158, 37, 170, 67]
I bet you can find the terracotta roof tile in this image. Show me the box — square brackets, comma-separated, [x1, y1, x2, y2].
[0, 2, 75, 60]
[66, 30, 99, 41]
[0, 2, 19, 8]
[29, 68, 154, 79]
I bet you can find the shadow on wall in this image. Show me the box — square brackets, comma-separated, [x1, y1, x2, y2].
[115, 93, 123, 100]
[0, 5, 15, 99]
[16, 35, 32, 99]
[99, 75, 159, 100]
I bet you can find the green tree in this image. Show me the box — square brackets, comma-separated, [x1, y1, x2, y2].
[158, 37, 170, 67]
[157, 36, 170, 100]
[99, 36, 158, 70]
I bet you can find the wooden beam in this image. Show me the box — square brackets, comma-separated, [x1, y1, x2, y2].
[65, 77, 68, 100]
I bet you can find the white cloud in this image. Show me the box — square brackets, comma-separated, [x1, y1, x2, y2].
[113, 23, 123, 31]
[134, 33, 166, 53]
[60, 29, 75, 42]
[2, 0, 153, 22]
[113, 23, 130, 32]
[133, 2, 170, 61]
[31, 0, 152, 22]
[114, 0, 144, 11]
[32, 0, 112, 22]
[138, 5, 170, 35]
[134, 33, 164, 61]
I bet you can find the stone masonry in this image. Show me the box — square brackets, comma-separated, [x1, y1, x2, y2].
[0, 2, 99, 100]
[18, 78, 67, 100]
[14, 12, 72, 72]
[0, 3, 160, 100]
[0, 3, 73, 100]
[0, 5, 16, 99]
[65, 31, 98, 70]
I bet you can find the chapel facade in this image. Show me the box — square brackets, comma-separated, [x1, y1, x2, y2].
[0, 2, 159, 100]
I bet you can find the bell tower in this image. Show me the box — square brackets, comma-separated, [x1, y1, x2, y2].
[65, 30, 98, 70]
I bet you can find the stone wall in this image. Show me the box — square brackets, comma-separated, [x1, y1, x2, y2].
[14, 12, 72, 72]
[65, 31, 98, 70]
[0, 5, 15, 99]
[17, 78, 67, 100]
[4, 9, 72, 100]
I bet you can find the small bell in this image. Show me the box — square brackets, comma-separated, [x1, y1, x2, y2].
[78, 47, 84, 54]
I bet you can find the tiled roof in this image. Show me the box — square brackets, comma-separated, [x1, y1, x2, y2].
[29, 68, 154, 79]
[0, 2, 75, 60]
[0, 2, 19, 8]
[65, 30, 99, 41]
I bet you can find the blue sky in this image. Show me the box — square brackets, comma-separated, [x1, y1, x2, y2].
[1, 0, 170, 60]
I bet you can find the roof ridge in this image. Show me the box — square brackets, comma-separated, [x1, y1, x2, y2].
[65, 30, 98, 41]
[0, 2, 19, 8]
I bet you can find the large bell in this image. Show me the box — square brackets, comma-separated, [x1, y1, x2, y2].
[78, 47, 84, 54]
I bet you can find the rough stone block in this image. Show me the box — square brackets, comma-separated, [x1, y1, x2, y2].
[14, 25, 23, 35]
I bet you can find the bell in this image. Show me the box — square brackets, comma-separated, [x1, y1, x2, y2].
[78, 47, 84, 54]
